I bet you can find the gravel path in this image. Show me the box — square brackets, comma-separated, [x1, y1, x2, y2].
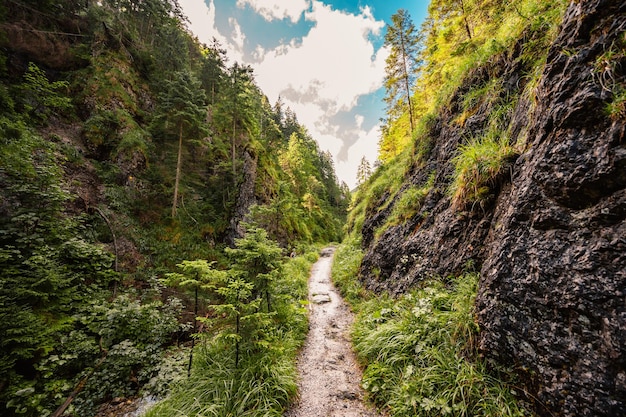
[284, 247, 381, 417]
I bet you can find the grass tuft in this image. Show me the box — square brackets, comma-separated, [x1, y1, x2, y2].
[374, 172, 435, 240]
[449, 131, 517, 209]
[352, 274, 528, 417]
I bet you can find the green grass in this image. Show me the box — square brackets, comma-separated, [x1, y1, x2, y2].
[145, 337, 298, 417]
[331, 236, 369, 307]
[379, 0, 568, 162]
[331, 240, 529, 417]
[347, 146, 413, 238]
[606, 87, 626, 120]
[373, 172, 435, 240]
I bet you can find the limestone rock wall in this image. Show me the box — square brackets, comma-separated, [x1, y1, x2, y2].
[477, 1, 626, 415]
[358, 1, 626, 415]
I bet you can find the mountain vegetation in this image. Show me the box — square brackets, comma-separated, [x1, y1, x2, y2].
[0, 1, 347, 416]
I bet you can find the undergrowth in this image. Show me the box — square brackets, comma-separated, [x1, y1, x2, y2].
[332, 240, 528, 417]
[374, 171, 435, 240]
[331, 236, 369, 306]
[143, 251, 315, 417]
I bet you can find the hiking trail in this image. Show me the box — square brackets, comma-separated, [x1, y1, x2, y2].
[284, 247, 381, 417]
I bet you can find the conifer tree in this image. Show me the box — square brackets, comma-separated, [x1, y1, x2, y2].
[383, 9, 421, 133]
[166, 260, 227, 376]
[356, 156, 372, 186]
[153, 70, 208, 217]
[215, 63, 259, 184]
[200, 38, 227, 106]
[226, 226, 283, 313]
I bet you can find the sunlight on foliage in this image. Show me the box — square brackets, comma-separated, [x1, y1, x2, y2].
[374, 172, 435, 240]
[449, 132, 517, 208]
[379, 0, 568, 160]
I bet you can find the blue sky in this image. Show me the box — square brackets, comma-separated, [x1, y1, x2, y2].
[179, 0, 430, 188]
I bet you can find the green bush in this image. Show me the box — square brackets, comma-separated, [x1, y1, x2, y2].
[144, 244, 315, 417]
[18, 62, 72, 123]
[83, 109, 120, 149]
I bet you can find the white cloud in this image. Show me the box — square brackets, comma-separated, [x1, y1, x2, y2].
[336, 121, 381, 188]
[253, 2, 387, 172]
[178, 0, 389, 188]
[236, 0, 310, 23]
[229, 17, 246, 53]
[178, 0, 244, 63]
[252, 45, 266, 62]
[259, 1, 386, 110]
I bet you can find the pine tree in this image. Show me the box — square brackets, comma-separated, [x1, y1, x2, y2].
[383, 9, 421, 133]
[215, 63, 260, 184]
[356, 156, 372, 187]
[153, 70, 208, 217]
[200, 38, 227, 106]
[166, 260, 227, 376]
[225, 226, 283, 313]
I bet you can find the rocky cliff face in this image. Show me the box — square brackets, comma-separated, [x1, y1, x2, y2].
[478, 2, 626, 415]
[359, 1, 625, 416]
[226, 149, 258, 246]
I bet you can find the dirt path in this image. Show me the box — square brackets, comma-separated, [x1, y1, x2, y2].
[284, 247, 381, 417]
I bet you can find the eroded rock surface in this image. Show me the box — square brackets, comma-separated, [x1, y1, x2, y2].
[358, 1, 626, 416]
[477, 2, 626, 416]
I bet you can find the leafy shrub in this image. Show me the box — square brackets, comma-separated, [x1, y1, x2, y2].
[83, 109, 120, 150]
[145, 246, 315, 417]
[69, 295, 184, 415]
[18, 62, 72, 123]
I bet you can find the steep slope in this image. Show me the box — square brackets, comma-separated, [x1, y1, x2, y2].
[354, 1, 625, 416]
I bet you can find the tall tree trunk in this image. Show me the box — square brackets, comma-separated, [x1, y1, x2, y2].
[188, 285, 198, 378]
[400, 30, 415, 132]
[459, 0, 473, 40]
[172, 122, 183, 218]
[235, 313, 240, 368]
[232, 117, 237, 182]
[232, 68, 238, 185]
